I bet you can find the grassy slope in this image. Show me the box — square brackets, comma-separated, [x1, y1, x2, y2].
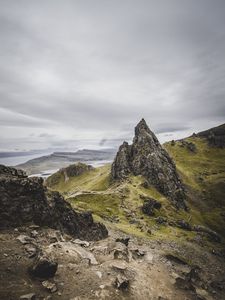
[164, 137, 225, 236]
[46, 164, 110, 196]
[46, 137, 225, 244]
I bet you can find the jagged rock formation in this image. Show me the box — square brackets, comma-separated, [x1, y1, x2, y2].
[111, 119, 186, 209]
[194, 123, 225, 148]
[0, 165, 108, 240]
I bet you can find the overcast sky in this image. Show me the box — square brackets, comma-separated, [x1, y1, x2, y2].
[0, 0, 225, 151]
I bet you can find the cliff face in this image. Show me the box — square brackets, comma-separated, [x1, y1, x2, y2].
[0, 165, 108, 240]
[111, 119, 186, 209]
[195, 123, 225, 148]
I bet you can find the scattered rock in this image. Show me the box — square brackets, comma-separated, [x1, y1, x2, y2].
[165, 254, 187, 265]
[210, 280, 225, 291]
[114, 274, 129, 290]
[19, 293, 36, 300]
[155, 216, 167, 224]
[16, 235, 33, 245]
[174, 266, 201, 293]
[96, 271, 102, 279]
[111, 262, 127, 271]
[24, 244, 38, 258]
[130, 248, 145, 260]
[195, 288, 211, 300]
[42, 280, 57, 293]
[70, 244, 98, 265]
[30, 230, 39, 238]
[193, 225, 221, 243]
[115, 237, 130, 247]
[144, 252, 154, 264]
[176, 220, 192, 231]
[68, 263, 76, 270]
[72, 239, 90, 247]
[179, 140, 197, 153]
[99, 285, 105, 289]
[29, 254, 58, 279]
[141, 181, 149, 188]
[113, 243, 131, 262]
[29, 225, 40, 230]
[175, 276, 195, 291]
[141, 198, 161, 216]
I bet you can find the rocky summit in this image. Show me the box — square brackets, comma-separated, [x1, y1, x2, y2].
[111, 119, 186, 209]
[0, 164, 108, 240]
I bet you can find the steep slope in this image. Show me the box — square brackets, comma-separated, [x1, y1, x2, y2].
[111, 119, 186, 209]
[164, 136, 225, 236]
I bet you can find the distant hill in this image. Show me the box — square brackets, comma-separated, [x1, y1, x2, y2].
[16, 148, 116, 176]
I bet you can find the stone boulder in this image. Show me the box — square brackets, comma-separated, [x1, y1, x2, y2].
[141, 198, 161, 216]
[29, 254, 58, 279]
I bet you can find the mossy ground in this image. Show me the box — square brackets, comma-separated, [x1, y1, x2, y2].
[164, 137, 225, 236]
[46, 137, 225, 247]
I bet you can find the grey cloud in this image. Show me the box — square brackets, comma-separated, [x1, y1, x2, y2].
[0, 0, 225, 150]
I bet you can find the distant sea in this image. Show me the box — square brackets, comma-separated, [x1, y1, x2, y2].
[0, 152, 113, 178]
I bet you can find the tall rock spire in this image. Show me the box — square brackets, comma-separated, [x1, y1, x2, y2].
[111, 119, 186, 209]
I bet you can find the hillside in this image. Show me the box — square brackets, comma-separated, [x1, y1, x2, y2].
[46, 123, 225, 241]
[44, 122, 225, 299]
[1, 121, 225, 299]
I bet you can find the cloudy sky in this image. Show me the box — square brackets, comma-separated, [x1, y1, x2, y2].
[0, 0, 225, 151]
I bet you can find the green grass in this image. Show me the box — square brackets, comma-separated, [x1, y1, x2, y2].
[46, 164, 111, 195]
[46, 137, 225, 242]
[164, 137, 225, 236]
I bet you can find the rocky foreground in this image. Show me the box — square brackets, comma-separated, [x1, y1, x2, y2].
[0, 164, 225, 299]
[1, 223, 225, 300]
[1, 119, 225, 299]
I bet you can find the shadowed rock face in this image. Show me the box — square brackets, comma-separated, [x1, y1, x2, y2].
[0, 165, 108, 240]
[195, 123, 225, 148]
[111, 119, 186, 209]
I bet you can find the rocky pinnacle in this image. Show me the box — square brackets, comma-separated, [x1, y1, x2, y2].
[111, 119, 186, 209]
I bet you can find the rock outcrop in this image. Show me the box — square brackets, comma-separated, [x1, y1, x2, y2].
[194, 123, 225, 148]
[111, 119, 186, 209]
[0, 165, 108, 240]
[46, 162, 93, 186]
